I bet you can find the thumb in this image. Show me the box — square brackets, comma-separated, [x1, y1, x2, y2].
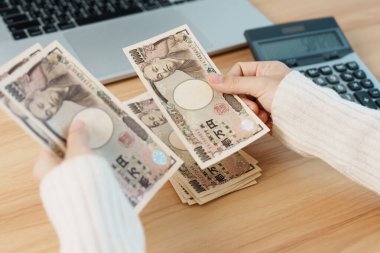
[208, 73, 274, 98]
[66, 120, 90, 159]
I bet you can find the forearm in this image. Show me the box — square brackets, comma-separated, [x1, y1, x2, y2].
[40, 154, 145, 253]
[272, 71, 380, 194]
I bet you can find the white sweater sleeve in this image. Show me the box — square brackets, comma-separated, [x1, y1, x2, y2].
[272, 71, 380, 194]
[40, 154, 146, 253]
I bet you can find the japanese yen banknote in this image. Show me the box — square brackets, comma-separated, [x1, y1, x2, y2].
[124, 25, 269, 169]
[0, 42, 183, 213]
[125, 93, 262, 205]
[0, 44, 65, 157]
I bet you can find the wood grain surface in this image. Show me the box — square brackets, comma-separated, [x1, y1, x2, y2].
[1, 0, 380, 252]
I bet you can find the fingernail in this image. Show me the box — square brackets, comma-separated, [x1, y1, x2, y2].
[70, 120, 86, 132]
[208, 73, 224, 84]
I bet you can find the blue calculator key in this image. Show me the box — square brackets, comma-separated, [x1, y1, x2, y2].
[285, 58, 298, 67]
[348, 81, 361, 91]
[340, 73, 354, 82]
[333, 84, 347, 94]
[313, 77, 327, 86]
[333, 63, 347, 72]
[306, 68, 319, 77]
[369, 88, 380, 98]
[319, 66, 332, 75]
[353, 70, 367, 79]
[340, 93, 355, 102]
[354, 91, 377, 109]
[360, 79, 374, 89]
[346, 61, 359, 71]
[326, 75, 339, 84]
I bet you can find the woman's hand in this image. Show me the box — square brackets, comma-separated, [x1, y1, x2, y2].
[33, 120, 90, 182]
[208, 61, 291, 125]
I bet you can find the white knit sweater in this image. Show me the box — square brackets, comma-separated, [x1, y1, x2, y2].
[41, 155, 145, 253]
[40, 71, 380, 253]
[272, 71, 380, 194]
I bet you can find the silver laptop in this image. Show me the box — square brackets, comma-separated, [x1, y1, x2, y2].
[0, 0, 270, 84]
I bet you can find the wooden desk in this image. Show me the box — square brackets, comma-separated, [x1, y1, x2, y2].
[1, 0, 380, 252]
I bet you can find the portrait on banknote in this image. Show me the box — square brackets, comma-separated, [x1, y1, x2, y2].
[123, 96, 168, 132]
[4, 57, 99, 142]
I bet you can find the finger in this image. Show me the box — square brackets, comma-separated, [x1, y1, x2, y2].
[33, 149, 62, 181]
[227, 61, 290, 77]
[240, 97, 260, 114]
[258, 110, 269, 123]
[208, 73, 274, 98]
[267, 120, 273, 130]
[227, 62, 261, 76]
[66, 120, 90, 160]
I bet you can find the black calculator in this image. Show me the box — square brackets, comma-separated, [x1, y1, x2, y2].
[244, 17, 380, 110]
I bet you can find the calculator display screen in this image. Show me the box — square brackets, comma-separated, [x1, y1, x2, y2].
[258, 31, 343, 60]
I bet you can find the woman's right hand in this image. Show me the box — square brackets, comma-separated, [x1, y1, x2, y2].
[207, 61, 291, 124]
[33, 120, 91, 182]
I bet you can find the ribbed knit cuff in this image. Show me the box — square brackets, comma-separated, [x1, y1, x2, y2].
[270, 71, 336, 156]
[40, 154, 145, 253]
[271, 71, 380, 194]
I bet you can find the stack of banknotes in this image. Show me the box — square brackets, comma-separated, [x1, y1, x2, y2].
[125, 93, 263, 205]
[0, 25, 269, 212]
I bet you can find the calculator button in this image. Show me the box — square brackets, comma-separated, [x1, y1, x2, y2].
[346, 61, 359, 71]
[376, 99, 380, 107]
[333, 64, 347, 72]
[360, 79, 374, 89]
[306, 68, 319, 77]
[347, 81, 361, 91]
[340, 73, 354, 82]
[353, 70, 367, 79]
[326, 75, 340, 84]
[368, 88, 380, 98]
[340, 93, 355, 102]
[285, 59, 298, 67]
[313, 77, 327, 86]
[319, 66, 332, 75]
[354, 91, 377, 109]
[333, 84, 347, 94]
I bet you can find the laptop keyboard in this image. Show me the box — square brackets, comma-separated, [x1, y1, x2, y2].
[0, 0, 197, 40]
[300, 61, 380, 110]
